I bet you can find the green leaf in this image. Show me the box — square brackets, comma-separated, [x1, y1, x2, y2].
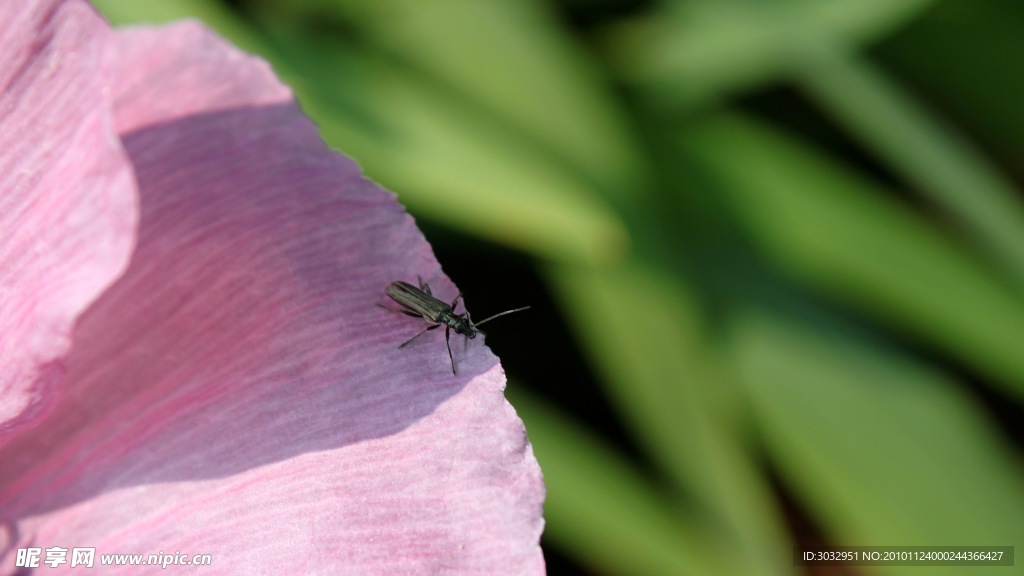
[729, 309, 1024, 576]
[793, 44, 1024, 287]
[506, 387, 722, 576]
[879, 0, 1024, 166]
[602, 0, 936, 109]
[298, 45, 631, 265]
[548, 263, 796, 576]
[680, 112, 1024, 400]
[311, 0, 649, 205]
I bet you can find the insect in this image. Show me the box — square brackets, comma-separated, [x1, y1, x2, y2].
[383, 279, 530, 374]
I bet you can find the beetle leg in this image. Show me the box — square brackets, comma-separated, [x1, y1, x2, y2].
[400, 323, 440, 348]
[446, 325, 456, 375]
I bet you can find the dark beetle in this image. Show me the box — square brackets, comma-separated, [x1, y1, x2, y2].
[383, 279, 529, 374]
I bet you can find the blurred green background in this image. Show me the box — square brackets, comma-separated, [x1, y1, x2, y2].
[94, 0, 1024, 574]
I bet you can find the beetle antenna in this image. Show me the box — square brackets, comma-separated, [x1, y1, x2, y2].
[473, 306, 530, 327]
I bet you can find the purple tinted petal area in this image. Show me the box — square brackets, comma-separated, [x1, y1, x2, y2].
[0, 21, 544, 575]
[0, 0, 137, 446]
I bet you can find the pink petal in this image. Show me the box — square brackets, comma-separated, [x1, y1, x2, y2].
[0, 0, 137, 446]
[0, 17, 543, 576]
